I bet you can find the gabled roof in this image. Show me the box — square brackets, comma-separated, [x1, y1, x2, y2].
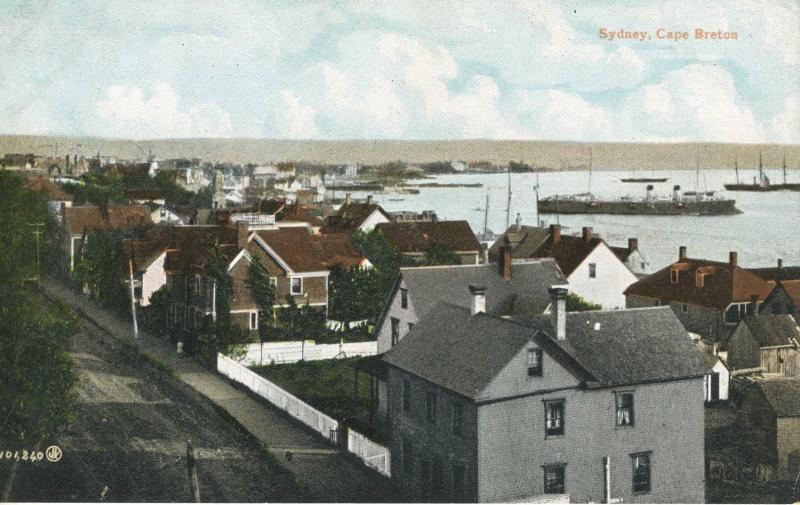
[158, 225, 239, 274]
[25, 176, 73, 201]
[376, 220, 480, 253]
[625, 257, 776, 310]
[321, 202, 391, 233]
[488, 225, 550, 260]
[531, 234, 605, 276]
[64, 205, 153, 236]
[739, 314, 800, 348]
[253, 228, 362, 273]
[752, 379, 800, 417]
[750, 266, 800, 282]
[384, 304, 707, 400]
[399, 260, 567, 320]
[610, 245, 635, 262]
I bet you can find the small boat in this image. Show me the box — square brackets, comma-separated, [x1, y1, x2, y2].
[621, 177, 668, 183]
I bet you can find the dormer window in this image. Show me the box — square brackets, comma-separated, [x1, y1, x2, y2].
[695, 272, 705, 288]
[670, 268, 679, 283]
[527, 348, 543, 377]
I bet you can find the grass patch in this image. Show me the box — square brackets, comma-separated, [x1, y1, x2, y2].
[252, 358, 379, 439]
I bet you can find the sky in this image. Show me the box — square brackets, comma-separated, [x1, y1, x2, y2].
[0, 0, 798, 143]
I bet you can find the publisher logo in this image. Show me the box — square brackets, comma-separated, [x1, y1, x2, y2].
[45, 445, 62, 463]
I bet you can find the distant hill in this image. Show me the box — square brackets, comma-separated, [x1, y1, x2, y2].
[1, 135, 798, 171]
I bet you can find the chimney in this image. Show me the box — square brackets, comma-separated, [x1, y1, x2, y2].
[469, 285, 487, 315]
[582, 226, 593, 242]
[550, 224, 561, 245]
[499, 237, 512, 280]
[646, 184, 654, 201]
[750, 294, 759, 317]
[294, 201, 301, 216]
[729, 251, 738, 268]
[366, 195, 373, 205]
[548, 287, 568, 340]
[778, 258, 784, 269]
[679, 246, 687, 261]
[237, 221, 249, 249]
[628, 238, 638, 253]
[344, 193, 352, 205]
[672, 185, 682, 202]
[515, 213, 522, 230]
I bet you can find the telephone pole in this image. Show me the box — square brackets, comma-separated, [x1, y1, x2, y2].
[27, 223, 44, 283]
[128, 257, 139, 339]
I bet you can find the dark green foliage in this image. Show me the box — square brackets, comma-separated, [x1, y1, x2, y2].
[247, 255, 275, 340]
[327, 264, 382, 325]
[63, 173, 126, 206]
[350, 229, 410, 323]
[0, 173, 78, 443]
[419, 161, 455, 173]
[144, 286, 172, 338]
[565, 292, 602, 311]
[424, 243, 462, 266]
[73, 230, 129, 315]
[280, 296, 325, 342]
[509, 160, 534, 172]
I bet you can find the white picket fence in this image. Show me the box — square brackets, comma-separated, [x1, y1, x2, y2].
[236, 340, 377, 366]
[217, 353, 340, 442]
[348, 428, 391, 477]
[217, 353, 391, 478]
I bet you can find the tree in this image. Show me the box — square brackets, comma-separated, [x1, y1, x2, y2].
[565, 293, 602, 312]
[424, 243, 462, 266]
[73, 230, 129, 315]
[247, 255, 275, 339]
[350, 229, 410, 323]
[281, 295, 325, 343]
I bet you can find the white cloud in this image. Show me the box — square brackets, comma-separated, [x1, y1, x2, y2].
[506, 89, 616, 141]
[94, 83, 233, 138]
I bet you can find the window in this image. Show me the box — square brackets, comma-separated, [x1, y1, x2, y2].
[588, 263, 597, 278]
[195, 276, 201, 295]
[452, 462, 466, 502]
[616, 392, 635, 426]
[402, 437, 414, 476]
[681, 303, 688, 313]
[725, 302, 751, 324]
[269, 277, 277, 289]
[426, 391, 438, 423]
[670, 268, 679, 283]
[290, 277, 303, 295]
[391, 317, 400, 346]
[408, 322, 415, 332]
[543, 465, 565, 494]
[249, 312, 258, 330]
[695, 272, 705, 287]
[631, 453, 651, 494]
[401, 288, 408, 309]
[527, 348, 543, 377]
[544, 400, 565, 436]
[453, 402, 464, 436]
[402, 379, 411, 412]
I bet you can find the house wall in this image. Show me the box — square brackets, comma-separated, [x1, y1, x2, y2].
[761, 287, 800, 322]
[761, 347, 800, 377]
[625, 250, 648, 275]
[726, 324, 761, 370]
[248, 243, 328, 307]
[777, 418, 800, 479]
[358, 209, 391, 233]
[476, 378, 705, 504]
[140, 251, 167, 307]
[566, 243, 637, 309]
[376, 279, 420, 354]
[387, 367, 479, 502]
[704, 361, 730, 401]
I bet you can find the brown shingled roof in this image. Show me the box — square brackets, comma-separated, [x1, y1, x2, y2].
[321, 202, 391, 233]
[782, 281, 800, 308]
[253, 228, 365, 272]
[625, 257, 776, 310]
[64, 205, 153, 236]
[25, 176, 73, 201]
[376, 220, 480, 253]
[531, 234, 604, 276]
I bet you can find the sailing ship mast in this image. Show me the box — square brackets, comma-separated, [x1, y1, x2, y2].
[734, 156, 739, 184]
[783, 152, 787, 185]
[587, 146, 593, 194]
[482, 192, 490, 241]
[695, 147, 700, 200]
[505, 164, 512, 230]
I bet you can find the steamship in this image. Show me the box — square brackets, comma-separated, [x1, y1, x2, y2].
[537, 185, 741, 216]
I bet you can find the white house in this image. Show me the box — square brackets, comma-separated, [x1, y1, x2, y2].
[531, 225, 639, 309]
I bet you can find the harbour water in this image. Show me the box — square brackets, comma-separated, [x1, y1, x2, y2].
[345, 169, 800, 273]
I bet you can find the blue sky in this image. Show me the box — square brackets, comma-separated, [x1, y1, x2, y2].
[1, 0, 798, 143]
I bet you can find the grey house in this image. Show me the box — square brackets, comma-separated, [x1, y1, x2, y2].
[382, 288, 707, 503]
[375, 256, 567, 354]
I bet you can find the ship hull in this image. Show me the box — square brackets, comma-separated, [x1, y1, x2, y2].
[620, 178, 668, 183]
[537, 198, 741, 216]
[724, 183, 800, 191]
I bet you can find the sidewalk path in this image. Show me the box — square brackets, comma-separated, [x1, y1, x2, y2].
[40, 278, 402, 503]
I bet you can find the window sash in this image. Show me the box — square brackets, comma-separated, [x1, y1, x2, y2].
[631, 453, 651, 493]
[545, 401, 564, 435]
[588, 263, 597, 278]
[400, 288, 408, 309]
[616, 393, 635, 426]
[543, 465, 565, 494]
[290, 277, 302, 294]
[528, 349, 543, 376]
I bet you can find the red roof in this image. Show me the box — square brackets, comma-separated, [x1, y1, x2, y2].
[625, 257, 776, 310]
[376, 220, 480, 253]
[64, 205, 153, 236]
[778, 280, 800, 308]
[253, 228, 364, 272]
[25, 176, 73, 201]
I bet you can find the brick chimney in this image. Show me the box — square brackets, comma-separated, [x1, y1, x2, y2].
[778, 258, 784, 269]
[679, 246, 687, 261]
[237, 221, 249, 249]
[729, 251, 738, 268]
[515, 213, 522, 231]
[469, 284, 487, 315]
[345, 193, 352, 205]
[628, 238, 638, 253]
[548, 287, 568, 340]
[499, 237, 512, 280]
[366, 195, 373, 205]
[550, 224, 561, 245]
[582, 226, 593, 242]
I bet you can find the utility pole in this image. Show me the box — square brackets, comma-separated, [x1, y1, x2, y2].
[482, 192, 489, 241]
[186, 441, 201, 502]
[505, 165, 512, 230]
[128, 257, 139, 339]
[27, 223, 44, 283]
